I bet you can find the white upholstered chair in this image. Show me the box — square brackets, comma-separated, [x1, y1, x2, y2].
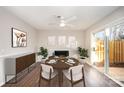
[63, 65, 85, 87]
[39, 64, 58, 86]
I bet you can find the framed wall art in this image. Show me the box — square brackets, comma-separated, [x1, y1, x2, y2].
[12, 28, 27, 47]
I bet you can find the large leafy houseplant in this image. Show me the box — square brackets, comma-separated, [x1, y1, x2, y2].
[37, 47, 48, 59]
[78, 47, 88, 59]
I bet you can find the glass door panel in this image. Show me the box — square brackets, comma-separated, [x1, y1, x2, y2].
[92, 31, 105, 72]
[109, 24, 124, 84]
[91, 22, 124, 85]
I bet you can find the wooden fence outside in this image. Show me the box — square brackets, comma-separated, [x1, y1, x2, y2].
[95, 40, 124, 64]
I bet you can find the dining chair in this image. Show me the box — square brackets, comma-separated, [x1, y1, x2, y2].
[39, 64, 58, 86]
[63, 65, 85, 87]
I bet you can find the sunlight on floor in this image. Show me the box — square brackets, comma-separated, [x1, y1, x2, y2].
[98, 67, 124, 82]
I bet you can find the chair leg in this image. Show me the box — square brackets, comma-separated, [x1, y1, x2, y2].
[82, 67, 86, 87]
[84, 79, 86, 87]
[39, 67, 42, 87]
[83, 72, 86, 87]
[48, 69, 52, 87]
[70, 69, 74, 87]
[83, 77, 86, 87]
[39, 78, 41, 87]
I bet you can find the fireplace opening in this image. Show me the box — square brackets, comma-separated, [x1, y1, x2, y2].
[54, 50, 69, 57]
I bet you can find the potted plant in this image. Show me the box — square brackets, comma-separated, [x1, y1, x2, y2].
[37, 47, 48, 59]
[78, 47, 88, 59]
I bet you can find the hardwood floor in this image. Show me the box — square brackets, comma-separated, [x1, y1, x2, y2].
[2, 62, 121, 87]
[84, 63, 121, 87]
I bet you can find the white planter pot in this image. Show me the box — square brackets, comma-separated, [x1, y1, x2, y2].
[36, 56, 42, 62]
[41, 59, 46, 63]
[36, 56, 47, 63]
[79, 58, 89, 64]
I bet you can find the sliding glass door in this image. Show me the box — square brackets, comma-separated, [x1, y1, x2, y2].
[91, 21, 124, 85]
[91, 31, 105, 72]
[109, 23, 124, 84]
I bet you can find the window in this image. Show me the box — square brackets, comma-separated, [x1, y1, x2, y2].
[58, 36, 66, 46]
[48, 36, 56, 46]
[66, 36, 78, 49]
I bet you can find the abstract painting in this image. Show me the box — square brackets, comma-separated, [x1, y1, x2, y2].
[12, 28, 27, 47]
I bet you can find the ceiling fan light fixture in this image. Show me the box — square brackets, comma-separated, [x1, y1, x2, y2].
[60, 22, 65, 27]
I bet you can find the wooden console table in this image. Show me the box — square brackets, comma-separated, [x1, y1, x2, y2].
[4, 53, 36, 83]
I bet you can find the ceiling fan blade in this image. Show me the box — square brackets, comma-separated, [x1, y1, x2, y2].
[67, 23, 75, 27]
[50, 15, 60, 22]
[65, 16, 77, 23]
[48, 22, 58, 25]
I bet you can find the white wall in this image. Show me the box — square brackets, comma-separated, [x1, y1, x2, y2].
[0, 8, 37, 86]
[37, 29, 85, 57]
[84, 7, 124, 59]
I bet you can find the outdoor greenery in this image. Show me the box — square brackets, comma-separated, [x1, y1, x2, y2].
[78, 47, 88, 59]
[37, 47, 48, 59]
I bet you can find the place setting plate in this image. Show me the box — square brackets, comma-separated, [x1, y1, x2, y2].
[47, 60, 57, 64]
[65, 59, 76, 66]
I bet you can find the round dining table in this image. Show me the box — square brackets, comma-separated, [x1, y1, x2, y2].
[45, 57, 79, 86]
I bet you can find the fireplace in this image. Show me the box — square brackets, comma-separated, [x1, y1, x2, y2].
[54, 50, 69, 57]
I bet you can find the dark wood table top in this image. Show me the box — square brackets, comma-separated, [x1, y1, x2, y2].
[45, 57, 79, 70]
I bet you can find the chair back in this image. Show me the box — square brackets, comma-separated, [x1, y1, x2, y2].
[69, 65, 84, 81]
[41, 64, 54, 74]
[69, 65, 83, 74]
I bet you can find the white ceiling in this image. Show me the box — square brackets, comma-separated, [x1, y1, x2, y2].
[4, 6, 119, 31]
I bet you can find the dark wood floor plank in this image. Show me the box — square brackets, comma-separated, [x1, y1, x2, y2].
[84, 63, 121, 87]
[2, 62, 121, 87]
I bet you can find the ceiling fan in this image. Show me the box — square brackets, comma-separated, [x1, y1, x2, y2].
[49, 15, 77, 27]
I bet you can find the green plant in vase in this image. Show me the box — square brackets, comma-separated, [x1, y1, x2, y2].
[37, 47, 48, 59]
[78, 47, 88, 59]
